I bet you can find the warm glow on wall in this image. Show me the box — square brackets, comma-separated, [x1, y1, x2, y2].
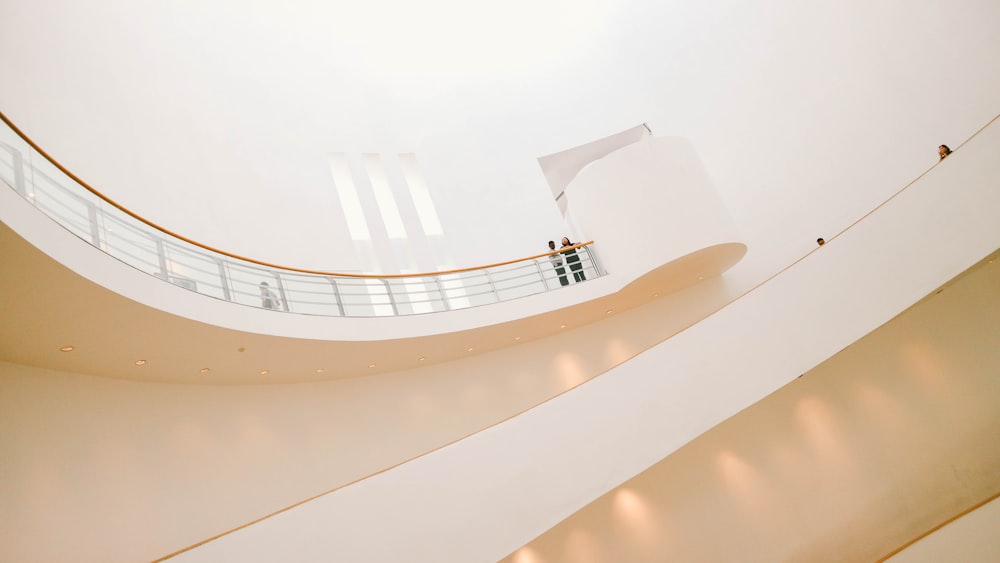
[613, 488, 649, 519]
[794, 396, 853, 471]
[512, 545, 543, 563]
[900, 341, 949, 387]
[716, 449, 773, 515]
[563, 528, 602, 563]
[605, 337, 636, 365]
[612, 488, 659, 545]
[717, 450, 758, 490]
[553, 351, 588, 388]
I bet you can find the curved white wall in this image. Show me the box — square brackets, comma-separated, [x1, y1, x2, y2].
[169, 104, 1000, 561]
[503, 250, 1000, 562]
[0, 250, 742, 561]
[564, 135, 742, 280]
[0, 125, 996, 563]
[0, 136, 742, 345]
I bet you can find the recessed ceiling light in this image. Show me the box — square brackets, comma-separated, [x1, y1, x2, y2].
[514, 336, 521, 341]
[59, 345, 75, 352]
[698, 276, 704, 280]
[199, 368, 210, 373]
[466, 347, 474, 352]
[560, 324, 567, 329]
[259, 370, 269, 375]
[368, 363, 376, 368]
[315, 368, 325, 373]
[606, 309, 613, 315]
[419, 357, 426, 361]
[652, 292, 659, 297]
[134, 359, 147, 366]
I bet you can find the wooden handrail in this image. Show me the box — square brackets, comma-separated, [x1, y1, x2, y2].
[0, 110, 592, 279]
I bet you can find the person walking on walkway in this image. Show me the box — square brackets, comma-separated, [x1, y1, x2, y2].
[260, 282, 280, 310]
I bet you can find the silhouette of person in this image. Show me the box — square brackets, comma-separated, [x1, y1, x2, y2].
[817, 238, 826, 246]
[260, 282, 280, 310]
[561, 237, 586, 283]
[938, 145, 952, 160]
[548, 240, 568, 286]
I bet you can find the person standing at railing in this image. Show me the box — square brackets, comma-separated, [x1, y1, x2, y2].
[561, 237, 586, 282]
[548, 240, 569, 286]
[260, 281, 280, 310]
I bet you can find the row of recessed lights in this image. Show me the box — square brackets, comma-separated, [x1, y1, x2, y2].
[62, 346, 151, 365]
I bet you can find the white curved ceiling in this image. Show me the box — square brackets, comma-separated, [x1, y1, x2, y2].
[2, 0, 998, 272]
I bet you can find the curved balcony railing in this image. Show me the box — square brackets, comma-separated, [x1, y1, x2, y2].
[0, 113, 603, 317]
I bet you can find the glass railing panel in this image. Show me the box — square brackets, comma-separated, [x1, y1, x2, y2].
[488, 261, 548, 301]
[220, 259, 283, 309]
[386, 277, 446, 315]
[437, 271, 496, 310]
[0, 128, 30, 198]
[335, 278, 395, 317]
[278, 273, 343, 316]
[27, 150, 106, 237]
[99, 210, 163, 275]
[0, 143, 21, 195]
[162, 240, 230, 301]
[26, 161, 102, 244]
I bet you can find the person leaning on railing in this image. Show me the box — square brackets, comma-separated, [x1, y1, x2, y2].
[561, 237, 586, 283]
[548, 240, 569, 286]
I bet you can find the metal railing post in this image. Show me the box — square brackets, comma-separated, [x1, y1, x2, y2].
[326, 277, 346, 316]
[154, 238, 169, 279]
[484, 269, 499, 302]
[381, 279, 399, 316]
[583, 245, 603, 276]
[433, 276, 451, 311]
[535, 258, 551, 291]
[218, 258, 236, 303]
[11, 149, 27, 197]
[214, 257, 232, 301]
[274, 276, 290, 312]
[87, 202, 102, 247]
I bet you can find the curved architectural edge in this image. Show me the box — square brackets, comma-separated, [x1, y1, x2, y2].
[501, 251, 1000, 562]
[166, 114, 1000, 562]
[0, 153, 744, 346]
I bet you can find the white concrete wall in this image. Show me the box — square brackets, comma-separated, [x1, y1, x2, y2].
[0, 120, 995, 563]
[503, 246, 1000, 562]
[169, 93, 1000, 561]
[0, 254, 744, 562]
[564, 135, 742, 279]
